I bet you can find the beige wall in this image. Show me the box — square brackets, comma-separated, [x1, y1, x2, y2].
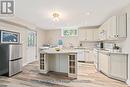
[0, 20, 46, 66]
[37, 28, 46, 59]
[44, 28, 98, 47]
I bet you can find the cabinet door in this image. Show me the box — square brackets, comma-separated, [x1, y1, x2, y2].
[98, 23, 107, 41]
[99, 53, 109, 75]
[86, 29, 94, 41]
[93, 29, 99, 41]
[116, 13, 127, 38]
[109, 16, 117, 40]
[68, 54, 77, 78]
[77, 50, 85, 61]
[98, 27, 103, 40]
[109, 54, 128, 81]
[85, 50, 94, 63]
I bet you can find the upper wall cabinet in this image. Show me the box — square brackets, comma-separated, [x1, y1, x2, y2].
[86, 29, 99, 41]
[99, 13, 127, 41]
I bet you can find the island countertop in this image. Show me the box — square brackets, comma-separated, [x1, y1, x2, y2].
[40, 48, 78, 54]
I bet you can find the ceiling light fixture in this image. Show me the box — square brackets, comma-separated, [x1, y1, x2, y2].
[86, 12, 91, 15]
[52, 12, 60, 22]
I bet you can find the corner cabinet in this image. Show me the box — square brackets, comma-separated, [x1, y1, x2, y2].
[68, 54, 77, 78]
[99, 13, 127, 41]
[109, 54, 128, 81]
[99, 52, 128, 81]
[108, 14, 127, 40]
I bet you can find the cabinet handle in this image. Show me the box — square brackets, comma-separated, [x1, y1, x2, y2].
[114, 35, 117, 38]
[114, 35, 118, 38]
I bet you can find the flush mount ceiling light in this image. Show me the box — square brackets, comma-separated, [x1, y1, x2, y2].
[52, 12, 60, 22]
[86, 12, 91, 15]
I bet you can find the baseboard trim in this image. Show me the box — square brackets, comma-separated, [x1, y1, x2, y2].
[23, 59, 38, 67]
[23, 62, 29, 67]
[126, 80, 130, 86]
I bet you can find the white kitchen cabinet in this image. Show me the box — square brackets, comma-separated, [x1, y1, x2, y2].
[93, 29, 99, 41]
[108, 14, 127, 40]
[106, 16, 117, 40]
[109, 54, 128, 81]
[85, 50, 94, 63]
[99, 53, 109, 75]
[99, 52, 128, 81]
[93, 49, 100, 71]
[76, 49, 85, 62]
[86, 29, 94, 41]
[99, 13, 127, 41]
[85, 29, 99, 41]
[98, 23, 108, 41]
[40, 52, 77, 78]
[98, 27, 103, 40]
[116, 14, 127, 38]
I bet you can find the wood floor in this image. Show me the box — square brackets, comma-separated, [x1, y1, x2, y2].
[0, 61, 128, 87]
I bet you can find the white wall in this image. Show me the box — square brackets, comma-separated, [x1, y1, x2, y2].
[0, 19, 46, 66]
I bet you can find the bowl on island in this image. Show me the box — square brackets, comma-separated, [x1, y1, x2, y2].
[55, 48, 60, 51]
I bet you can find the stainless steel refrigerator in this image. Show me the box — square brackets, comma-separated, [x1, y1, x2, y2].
[0, 44, 22, 76]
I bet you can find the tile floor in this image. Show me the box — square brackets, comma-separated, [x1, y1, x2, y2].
[0, 61, 128, 87]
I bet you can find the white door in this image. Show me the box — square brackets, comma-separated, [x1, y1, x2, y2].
[27, 30, 37, 64]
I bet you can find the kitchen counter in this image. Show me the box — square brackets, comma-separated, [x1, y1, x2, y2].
[40, 48, 77, 54]
[40, 48, 77, 78]
[99, 50, 128, 55]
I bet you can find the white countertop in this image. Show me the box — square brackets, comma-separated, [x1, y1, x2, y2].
[99, 50, 128, 55]
[40, 48, 77, 54]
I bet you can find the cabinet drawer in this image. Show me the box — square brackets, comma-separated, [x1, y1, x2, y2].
[9, 59, 22, 76]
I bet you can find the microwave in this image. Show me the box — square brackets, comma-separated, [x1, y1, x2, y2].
[0, 30, 20, 43]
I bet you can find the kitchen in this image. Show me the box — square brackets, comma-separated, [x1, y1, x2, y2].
[0, 0, 130, 87]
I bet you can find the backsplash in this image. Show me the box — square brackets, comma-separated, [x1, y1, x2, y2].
[103, 42, 122, 52]
[104, 43, 114, 50]
[81, 41, 98, 50]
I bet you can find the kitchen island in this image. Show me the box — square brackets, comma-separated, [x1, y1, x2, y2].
[40, 48, 77, 78]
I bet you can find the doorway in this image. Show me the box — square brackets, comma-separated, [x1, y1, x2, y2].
[27, 30, 37, 64]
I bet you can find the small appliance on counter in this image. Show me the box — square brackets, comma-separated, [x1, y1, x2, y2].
[0, 44, 22, 76]
[112, 44, 121, 53]
[96, 42, 104, 49]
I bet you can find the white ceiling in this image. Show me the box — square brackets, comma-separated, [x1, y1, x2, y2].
[15, 0, 130, 29]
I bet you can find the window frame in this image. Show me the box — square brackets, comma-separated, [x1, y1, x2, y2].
[61, 28, 78, 37]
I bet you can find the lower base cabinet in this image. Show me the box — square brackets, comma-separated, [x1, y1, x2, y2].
[99, 53, 128, 81]
[85, 50, 94, 63]
[39, 53, 77, 78]
[109, 54, 128, 81]
[99, 53, 109, 75]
